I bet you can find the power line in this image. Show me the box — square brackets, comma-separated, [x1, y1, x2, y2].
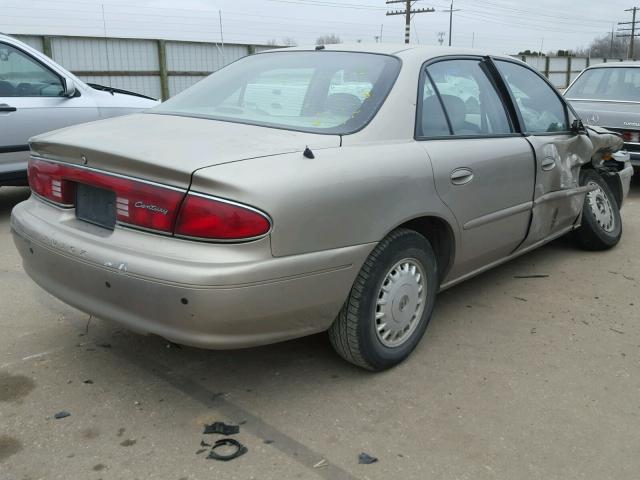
[386, 0, 434, 44]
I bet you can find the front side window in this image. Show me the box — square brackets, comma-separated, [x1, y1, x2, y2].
[496, 60, 568, 133]
[426, 59, 513, 136]
[0, 42, 63, 97]
[565, 67, 640, 102]
[153, 52, 401, 134]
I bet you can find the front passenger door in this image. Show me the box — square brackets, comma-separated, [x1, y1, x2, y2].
[417, 58, 536, 281]
[494, 60, 594, 249]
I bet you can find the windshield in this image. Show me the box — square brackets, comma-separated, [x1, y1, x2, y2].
[566, 67, 640, 102]
[151, 51, 401, 134]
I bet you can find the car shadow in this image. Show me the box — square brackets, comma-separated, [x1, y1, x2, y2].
[0, 187, 31, 218]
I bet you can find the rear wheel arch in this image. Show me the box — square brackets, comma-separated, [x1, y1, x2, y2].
[393, 216, 456, 284]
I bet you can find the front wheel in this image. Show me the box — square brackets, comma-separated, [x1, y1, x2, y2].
[573, 169, 622, 251]
[328, 228, 438, 371]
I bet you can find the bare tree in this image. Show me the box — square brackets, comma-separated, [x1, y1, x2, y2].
[281, 37, 298, 47]
[316, 34, 342, 45]
[265, 37, 298, 47]
[574, 33, 631, 58]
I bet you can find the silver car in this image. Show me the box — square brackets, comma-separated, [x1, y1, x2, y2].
[0, 33, 158, 186]
[11, 45, 634, 370]
[565, 62, 640, 170]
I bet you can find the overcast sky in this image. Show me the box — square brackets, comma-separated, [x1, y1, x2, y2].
[0, 0, 632, 54]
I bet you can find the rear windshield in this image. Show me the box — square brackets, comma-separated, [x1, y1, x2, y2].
[151, 51, 401, 134]
[566, 67, 640, 102]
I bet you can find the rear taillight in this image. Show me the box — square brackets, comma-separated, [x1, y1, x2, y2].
[622, 130, 640, 143]
[175, 193, 271, 241]
[28, 157, 272, 241]
[28, 157, 184, 233]
[28, 159, 76, 206]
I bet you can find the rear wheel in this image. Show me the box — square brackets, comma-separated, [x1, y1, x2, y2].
[574, 169, 622, 251]
[328, 228, 438, 371]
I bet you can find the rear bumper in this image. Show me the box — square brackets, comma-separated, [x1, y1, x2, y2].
[11, 197, 373, 349]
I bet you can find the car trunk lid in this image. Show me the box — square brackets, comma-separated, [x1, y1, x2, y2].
[569, 99, 640, 131]
[29, 113, 341, 189]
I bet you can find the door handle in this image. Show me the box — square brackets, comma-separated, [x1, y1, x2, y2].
[0, 104, 17, 112]
[541, 158, 556, 171]
[450, 168, 474, 185]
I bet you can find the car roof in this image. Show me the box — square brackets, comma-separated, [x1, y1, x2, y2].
[260, 43, 515, 61]
[585, 61, 640, 69]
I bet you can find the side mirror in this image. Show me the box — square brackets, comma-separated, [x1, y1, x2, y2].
[571, 118, 586, 134]
[62, 76, 77, 98]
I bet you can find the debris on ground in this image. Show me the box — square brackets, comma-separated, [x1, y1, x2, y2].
[513, 296, 528, 302]
[203, 422, 239, 435]
[514, 274, 549, 279]
[313, 459, 328, 468]
[206, 438, 248, 461]
[610, 328, 625, 335]
[358, 452, 378, 464]
[98, 343, 112, 349]
[263, 439, 274, 445]
[82, 379, 93, 384]
[54, 411, 71, 419]
[195, 448, 207, 455]
[200, 440, 211, 447]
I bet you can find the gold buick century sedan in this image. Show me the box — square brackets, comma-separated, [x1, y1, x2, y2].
[11, 44, 633, 370]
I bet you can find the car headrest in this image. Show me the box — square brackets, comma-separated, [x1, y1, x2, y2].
[439, 94, 467, 130]
[325, 93, 362, 116]
[0, 80, 15, 96]
[421, 95, 450, 136]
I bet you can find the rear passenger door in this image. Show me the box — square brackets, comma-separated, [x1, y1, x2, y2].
[494, 60, 595, 249]
[416, 57, 536, 280]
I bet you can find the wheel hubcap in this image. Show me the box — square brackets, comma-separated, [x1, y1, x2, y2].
[375, 258, 427, 348]
[586, 181, 615, 233]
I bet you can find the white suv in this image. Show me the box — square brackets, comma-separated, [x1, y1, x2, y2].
[0, 33, 158, 185]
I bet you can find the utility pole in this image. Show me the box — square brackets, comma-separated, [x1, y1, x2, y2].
[386, 0, 435, 44]
[441, 1, 461, 46]
[617, 6, 640, 59]
[610, 23, 615, 57]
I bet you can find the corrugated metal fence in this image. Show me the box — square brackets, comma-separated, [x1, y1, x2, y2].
[12, 34, 272, 100]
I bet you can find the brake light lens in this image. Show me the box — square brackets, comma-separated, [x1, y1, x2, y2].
[622, 130, 640, 143]
[28, 157, 272, 241]
[28, 157, 185, 233]
[28, 159, 76, 206]
[175, 193, 271, 240]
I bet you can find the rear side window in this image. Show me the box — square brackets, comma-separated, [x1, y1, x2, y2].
[418, 77, 451, 137]
[495, 60, 568, 133]
[423, 59, 513, 137]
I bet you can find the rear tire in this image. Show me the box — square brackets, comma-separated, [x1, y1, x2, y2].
[328, 228, 438, 371]
[573, 169, 622, 251]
